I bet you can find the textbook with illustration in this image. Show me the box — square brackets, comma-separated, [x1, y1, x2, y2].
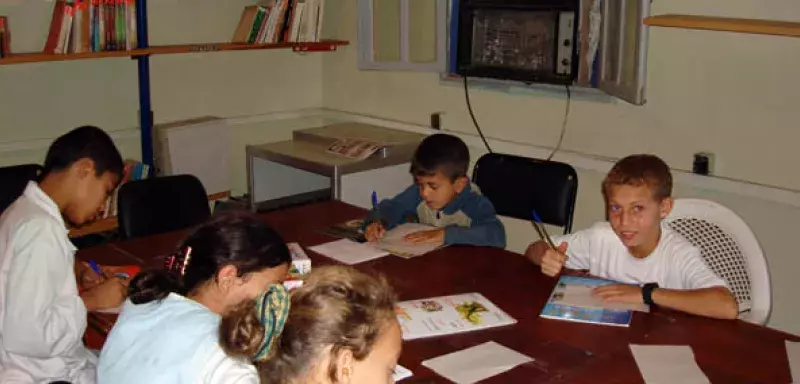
[319, 219, 366, 242]
[396, 292, 517, 340]
[375, 223, 445, 258]
[540, 275, 649, 327]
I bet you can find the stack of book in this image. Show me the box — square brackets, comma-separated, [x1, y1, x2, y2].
[45, 0, 138, 55]
[231, 0, 325, 45]
[0, 16, 9, 58]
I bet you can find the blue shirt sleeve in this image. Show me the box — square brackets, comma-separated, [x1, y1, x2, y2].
[363, 185, 421, 230]
[443, 194, 506, 248]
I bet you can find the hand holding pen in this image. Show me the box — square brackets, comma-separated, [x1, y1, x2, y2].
[531, 211, 569, 277]
[365, 191, 386, 242]
[80, 260, 129, 311]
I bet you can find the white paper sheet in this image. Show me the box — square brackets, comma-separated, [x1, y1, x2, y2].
[422, 341, 533, 384]
[630, 345, 709, 384]
[308, 239, 389, 265]
[375, 223, 444, 258]
[786, 341, 800, 383]
[393, 364, 413, 382]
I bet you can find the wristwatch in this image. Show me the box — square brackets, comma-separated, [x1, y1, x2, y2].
[642, 282, 659, 306]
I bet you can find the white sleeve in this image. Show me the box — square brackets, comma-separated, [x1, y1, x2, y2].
[679, 247, 727, 290]
[203, 349, 259, 384]
[2, 219, 87, 358]
[552, 227, 595, 270]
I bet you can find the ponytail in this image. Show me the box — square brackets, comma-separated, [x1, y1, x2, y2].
[127, 246, 192, 304]
[220, 285, 290, 362]
[127, 270, 184, 304]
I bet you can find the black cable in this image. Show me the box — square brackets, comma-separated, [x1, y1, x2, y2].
[463, 76, 493, 153]
[546, 85, 571, 161]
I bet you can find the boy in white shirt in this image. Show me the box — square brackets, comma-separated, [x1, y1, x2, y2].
[525, 154, 738, 319]
[0, 126, 128, 383]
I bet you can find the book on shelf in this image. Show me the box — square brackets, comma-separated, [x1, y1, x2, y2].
[540, 275, 649, 327]
[231, 0, 325, 44]
[396, 292, 517, 340]
[101, 159, 150, 219]
[0, 16, 9, 59]
[45, 0, 138, 55]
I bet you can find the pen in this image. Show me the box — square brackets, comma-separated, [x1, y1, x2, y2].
[88, 260, 108, 280]
[371, 190, 381, 222]
[532, 210, 557, 250]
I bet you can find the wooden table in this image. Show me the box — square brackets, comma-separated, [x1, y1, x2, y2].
[77, 201, 799, 383]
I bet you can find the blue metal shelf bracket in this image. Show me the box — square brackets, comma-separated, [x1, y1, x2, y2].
[135, 0, 154, 173]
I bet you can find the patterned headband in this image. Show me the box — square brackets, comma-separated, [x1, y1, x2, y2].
[252, 284, 291, 362]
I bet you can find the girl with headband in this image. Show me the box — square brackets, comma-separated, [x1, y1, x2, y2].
[220, 265, 402, 384]
[97, 213, 291, 383]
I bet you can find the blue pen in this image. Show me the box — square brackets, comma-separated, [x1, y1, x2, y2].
[88, 260, 108, 280]
[532, 210, 557, 250]
[371, 191, 380, 219]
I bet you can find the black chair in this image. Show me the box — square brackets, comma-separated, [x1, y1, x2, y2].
[0, 164, 42, 215]
[472, 153, 578, 234]
[117, 174, 211, 239]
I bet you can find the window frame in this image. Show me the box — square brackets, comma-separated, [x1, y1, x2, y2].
[356, 0, 448, 72]
[356, 0, 650, 105]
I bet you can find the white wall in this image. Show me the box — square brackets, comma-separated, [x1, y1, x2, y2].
[319, 1, 800, 334]
[0, 0, 324, 167]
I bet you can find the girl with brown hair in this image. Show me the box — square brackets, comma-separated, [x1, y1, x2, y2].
[221, 265, 402, 384]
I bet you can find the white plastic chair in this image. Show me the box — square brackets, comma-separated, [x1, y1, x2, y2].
[664, 198, 771, 325]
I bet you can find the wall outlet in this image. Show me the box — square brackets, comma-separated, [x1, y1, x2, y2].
[430, 112, 442, 130]
[693, 152, 715, 176]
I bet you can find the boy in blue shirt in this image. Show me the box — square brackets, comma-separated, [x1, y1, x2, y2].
[364, 134, 505, 248]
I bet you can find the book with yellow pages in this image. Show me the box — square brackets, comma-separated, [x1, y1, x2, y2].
[396, 293, 516, 340]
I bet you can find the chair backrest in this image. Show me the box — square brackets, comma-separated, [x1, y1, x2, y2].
[664, 198, 771, 325]
[117, 174, 211, 239]
[0, 164, 42, 215]
[472, 153, 578, 234]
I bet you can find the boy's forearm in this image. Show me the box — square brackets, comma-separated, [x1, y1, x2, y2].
[444, 222, 506, 248]
[652, 286, 739, 319]
[525, 241, 549, 266]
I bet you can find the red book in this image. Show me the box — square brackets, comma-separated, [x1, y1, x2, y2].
[44, 1, 68, 53]
[105, 0, 114, 51]
[0, 16, 10, 57]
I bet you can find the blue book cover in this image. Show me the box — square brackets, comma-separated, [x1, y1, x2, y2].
[540, 275, 647, 327]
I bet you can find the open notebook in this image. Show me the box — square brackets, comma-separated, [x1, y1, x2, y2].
[374, 223, 445, 258]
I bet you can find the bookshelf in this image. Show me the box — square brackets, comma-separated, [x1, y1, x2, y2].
[645, 15, 800, 38]
[0, 0, 347, 171]
[0, 41, 348, 66]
